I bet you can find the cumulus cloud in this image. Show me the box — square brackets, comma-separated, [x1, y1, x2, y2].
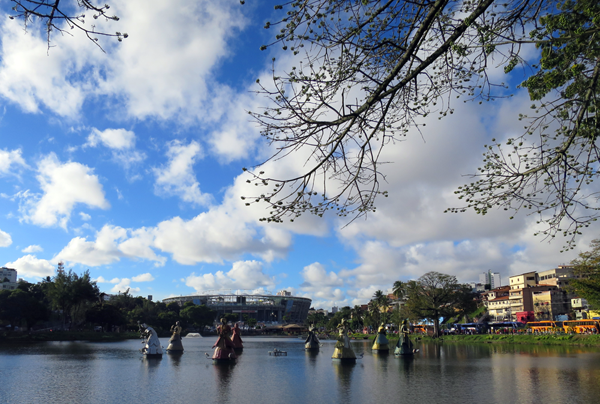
[4, 255, 54, 278]
[132, 273, 155, 282]
[0, 148, 28, 175]
[0, 1, 247, 123]
[300, 263, 344, 288]
[54, 224, 166, 267]
[86, 128, 136, 150]
[22, 244, 43, 253]
[19, 153, 110, 228]
[0, 229, 12, 247]
[79, 212, 91, 221]
[152, 140, 210, 206]
[185, 261, 276, 293]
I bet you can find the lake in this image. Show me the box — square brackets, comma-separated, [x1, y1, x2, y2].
[1, 336, 600, 403]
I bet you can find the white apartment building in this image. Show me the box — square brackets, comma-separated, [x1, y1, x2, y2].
[0, 267, 18, 291]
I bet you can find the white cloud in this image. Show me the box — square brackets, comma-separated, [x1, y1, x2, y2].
[0, 1, 247, 123]
[0, 148, 28, 175]
[79, 212, 91, 221]
[20, 153, 110, 228]
[132, 273, 155, 282]
[55, 224, 166, 267]
[22, 244, 43, 253]
[4, 255, 54, 278]
[300, 263, 344, 288]
[153, 140, 210, 206]
[86, 128, 136, 150]
[185, 260, 276, 293]
[0, 229, 12, 247]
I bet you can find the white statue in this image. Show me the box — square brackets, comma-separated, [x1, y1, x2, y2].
[139, 323, 163, 356]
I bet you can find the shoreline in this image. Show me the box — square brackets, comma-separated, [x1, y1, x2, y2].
[417, 334, 600, 346]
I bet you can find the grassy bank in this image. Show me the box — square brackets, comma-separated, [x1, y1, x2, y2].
[0, 331, 139, 342]
[419, 334, 600, 346]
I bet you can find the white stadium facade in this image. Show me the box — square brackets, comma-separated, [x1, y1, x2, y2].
[162, 292, 312, 323]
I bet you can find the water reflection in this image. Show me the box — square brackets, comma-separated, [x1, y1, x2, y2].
[2, 338, 600, 404]
[333, 361, 355, 403]
[213, 362, 236, 404]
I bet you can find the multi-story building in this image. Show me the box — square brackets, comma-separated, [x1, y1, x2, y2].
[531, 289, 570, 320]
[538, 265, 577, 288]
[484, 286, 511, 320]
[0, 267, 18, 291]
[480, 270, 501, 289]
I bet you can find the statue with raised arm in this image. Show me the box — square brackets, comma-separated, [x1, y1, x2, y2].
[211, 318, 237, 362]
[166, 321, 184, 353]
[305, 324, 321, 350]
[332, 319, 356, 362]
[394, 319, 414, 356]
[372, 323, 390, 352]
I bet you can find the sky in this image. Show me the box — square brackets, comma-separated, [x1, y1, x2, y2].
[0, 1, 597, 310]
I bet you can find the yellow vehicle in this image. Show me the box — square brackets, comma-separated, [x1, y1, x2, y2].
[562, 320, 600, 334]
[526, 321, 562, 332]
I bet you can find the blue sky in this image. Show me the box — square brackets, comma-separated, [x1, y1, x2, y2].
[0, 1, 595, 309]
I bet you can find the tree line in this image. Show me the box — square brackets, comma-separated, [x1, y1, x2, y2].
[308, 271, 478, 337]
[311, 238, 600, 337]
[0, 269, 216, 334]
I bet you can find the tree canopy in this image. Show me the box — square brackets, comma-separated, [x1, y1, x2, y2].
[570, 238, 600, 308]
[244, 0, 598, 247]
[395, 271, 476, 336]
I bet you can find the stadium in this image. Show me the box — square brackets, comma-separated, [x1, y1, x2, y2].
[162, 292, 312, 324]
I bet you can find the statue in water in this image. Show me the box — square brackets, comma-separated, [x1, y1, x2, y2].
[211, 318, 237, 362]
[394, 319, 414, 356]
[166, 321, 184, 353]
[372, 323, 390, 352]
[305, 324, 321, 350]
[332, 319, 356, 362]
[231, 323, 244, 351]
[139, 322, 163, 356]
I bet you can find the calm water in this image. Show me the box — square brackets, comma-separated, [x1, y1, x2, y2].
[1, 337, 600, 404]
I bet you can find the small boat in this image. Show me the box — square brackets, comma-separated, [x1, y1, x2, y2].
[184, 333, 202, 338]
[269, 348, 288, 356]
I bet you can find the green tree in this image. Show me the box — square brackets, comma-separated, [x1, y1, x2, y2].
[47, 268, 99, 329]
[0, 289, 49, 330]
[244, 0, 598, 247]
[570, 238, 600, 308]
[180, 304, 216, 330]
[85, 304, 127, 331]
[397, 272, 476, 337]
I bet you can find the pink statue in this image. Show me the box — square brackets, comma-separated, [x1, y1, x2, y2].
[231, 323, 244, 350]
[211, 318, 237, 362]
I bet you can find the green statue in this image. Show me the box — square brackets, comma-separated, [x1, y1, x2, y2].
[394, 319, 414, 356]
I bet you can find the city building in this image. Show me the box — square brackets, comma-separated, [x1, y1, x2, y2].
[509, 271, 538, 290]
[479, 270, 501, 289]
[531, 289, 570, 320]
[163, 293, 311, 323]
[538, 265, 577, 288]
[483, 286, 511, 320]
[0, 267, 18, 291]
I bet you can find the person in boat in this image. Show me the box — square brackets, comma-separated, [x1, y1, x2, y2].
[305, 324, 320, 349]
[212, 318, 237, 360]
[231, 323, 244, 350]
